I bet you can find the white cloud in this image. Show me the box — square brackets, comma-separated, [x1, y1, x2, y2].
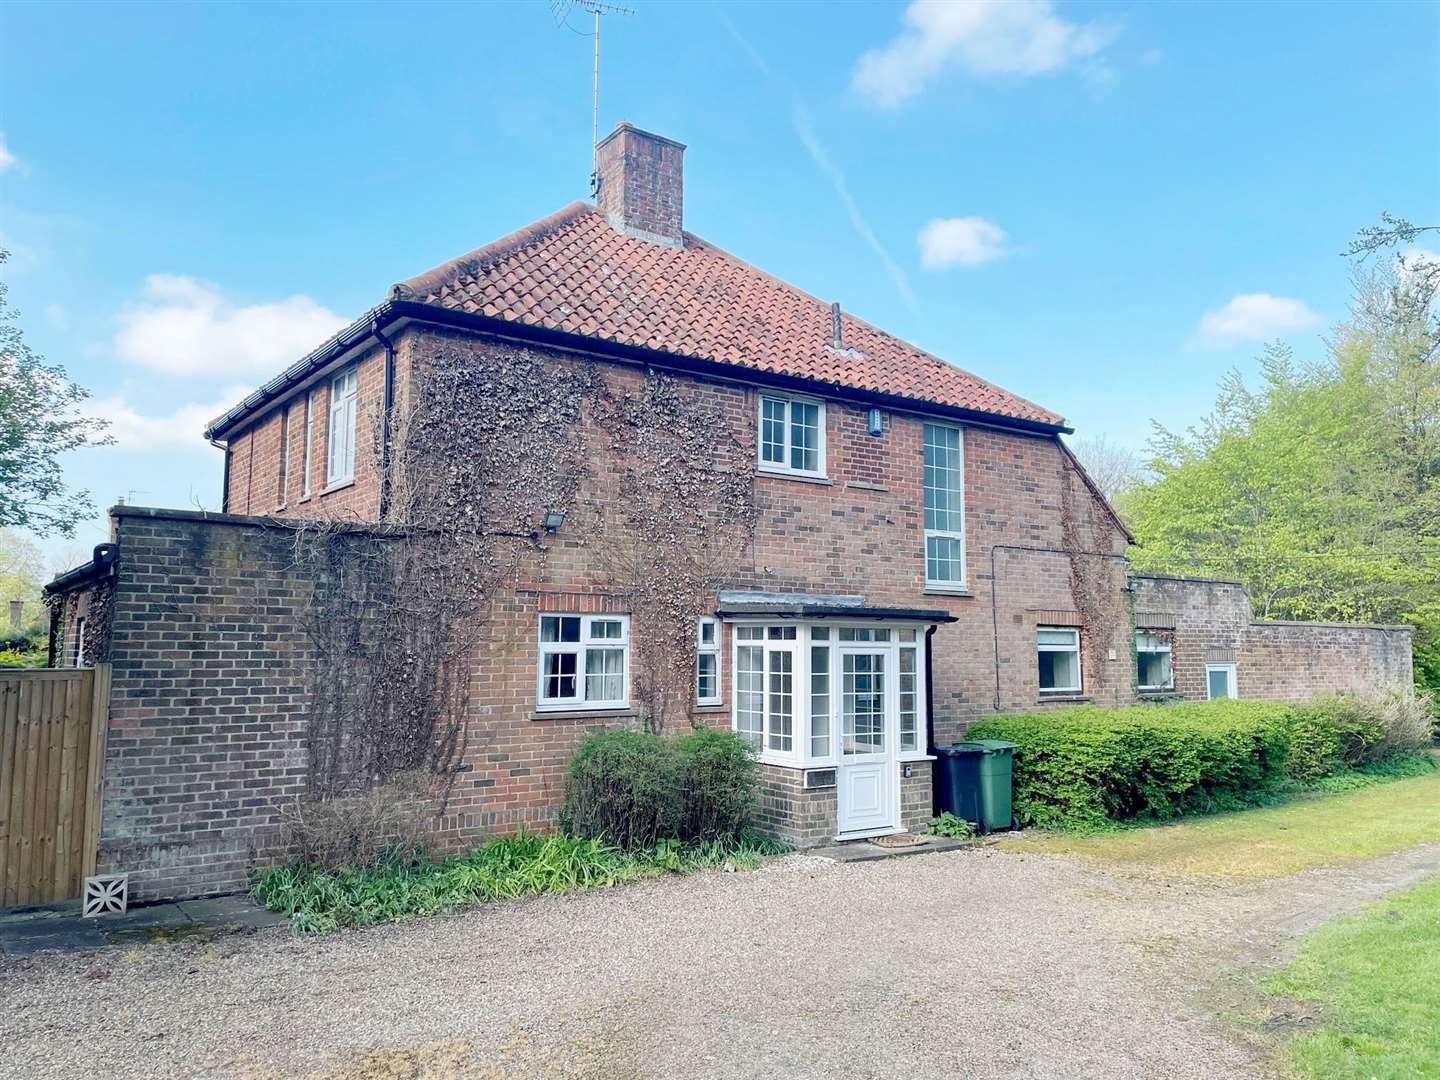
[853, 0, 1118, 108]
[0, 133, 17, 174]
[1197, 293, 1321, 345]
[918, 217, 1010, 269]
[90, 385, 251, 452]
[115, 274, 346, 376]
[43, 304, 68, 328]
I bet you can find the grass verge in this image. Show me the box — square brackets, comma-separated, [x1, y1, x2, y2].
[1261, 875, 1440, 1079]
[253, 831, 788, 933]
[999, 760, 1440, 881]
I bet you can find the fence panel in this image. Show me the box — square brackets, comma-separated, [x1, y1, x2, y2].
[0, 665, 108, 907]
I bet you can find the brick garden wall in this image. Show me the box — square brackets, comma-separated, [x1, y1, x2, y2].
[97, 508, 315, 902]
[1131, 574, 1413, 702]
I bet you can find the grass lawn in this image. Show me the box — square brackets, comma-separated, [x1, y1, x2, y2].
[1261, 875, 1440, 1078]
[1000, 768, 1440, 881]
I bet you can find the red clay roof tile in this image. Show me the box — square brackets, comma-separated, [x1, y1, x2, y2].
[393, 202, 1063, 428]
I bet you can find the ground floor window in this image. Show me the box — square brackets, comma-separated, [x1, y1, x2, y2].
[1136, 630, 1174, 691]
[696, 617, 720, 704]
[72, 617, 87, 668]
[536, 614, 629, 711]
[731, 622, 926, 766]
[1206, 662, 1237, 700]
[1037, 626, 1081, 694]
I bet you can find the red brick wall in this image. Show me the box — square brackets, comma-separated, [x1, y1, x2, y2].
[1130, 574, 1413, 702]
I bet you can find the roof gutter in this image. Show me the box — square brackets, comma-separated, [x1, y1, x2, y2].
[204, 300, 1075, 442]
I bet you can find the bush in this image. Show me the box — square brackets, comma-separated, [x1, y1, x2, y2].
[1284, 696, 1384, 780]
[1371, 689, 1436, 757]
[562, 728, 759, 848]
[674, 728, 759, 842]
[253, 831, 788, 933]
[968, 701, 1295, 831]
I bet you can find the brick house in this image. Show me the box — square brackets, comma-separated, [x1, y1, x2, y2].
[44, 124, 1412, 900]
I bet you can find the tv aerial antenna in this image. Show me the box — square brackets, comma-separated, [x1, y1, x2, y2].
[550, 0, 635, 198]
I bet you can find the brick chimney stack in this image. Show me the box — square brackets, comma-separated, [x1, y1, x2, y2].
[595, 123, 685, 247]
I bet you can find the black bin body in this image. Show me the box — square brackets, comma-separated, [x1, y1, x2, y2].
[932, 743, 985, 825]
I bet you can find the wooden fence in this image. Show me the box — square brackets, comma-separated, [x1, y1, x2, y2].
[0, 665, 110, 907]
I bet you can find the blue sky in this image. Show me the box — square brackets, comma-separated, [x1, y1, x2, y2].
[2, 0, 1437, 570]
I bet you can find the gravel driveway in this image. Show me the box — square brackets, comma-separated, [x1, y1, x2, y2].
[3, 843, 1437, 1080]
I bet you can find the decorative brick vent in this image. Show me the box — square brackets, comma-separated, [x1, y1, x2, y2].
[82, 873, 129, 918]
[803, 769, 837, 790]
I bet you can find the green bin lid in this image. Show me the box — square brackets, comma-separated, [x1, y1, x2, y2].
[969, 739, 1018, 754]
[949, 741, 987, 753]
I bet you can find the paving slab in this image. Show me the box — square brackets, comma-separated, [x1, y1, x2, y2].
[0, 892, 285, 957]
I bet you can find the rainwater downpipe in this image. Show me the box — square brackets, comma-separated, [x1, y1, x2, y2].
[373, 319, 396, 520]
[988, 543, 1133, 712]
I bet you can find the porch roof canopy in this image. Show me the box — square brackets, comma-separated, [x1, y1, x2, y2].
[715, 591, 958, 624]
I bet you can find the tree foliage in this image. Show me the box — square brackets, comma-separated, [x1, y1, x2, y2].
[1121, 240, 1440, 695]
[0, 249, 112, 537]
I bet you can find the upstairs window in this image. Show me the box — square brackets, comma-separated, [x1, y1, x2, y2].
[302, 390, 316, 498]
[537, 615, 629, 711]
[758, 395, 825, 478]
[327, 367, 358, 486]
[696, 617, 721, 705]
[1038, 627, 1081, 694]
[1136, 630, 1174, 691]
[923, 423, 965, 587]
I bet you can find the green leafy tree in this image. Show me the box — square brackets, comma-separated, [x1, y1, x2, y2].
[1122, 237, 1440, 696]
[0, 249, 112, 537]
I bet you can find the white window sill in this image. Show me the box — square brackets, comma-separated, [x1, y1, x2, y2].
[755, 467, 832, 485]
[923, 584, 972, 597]
[1038, 692, 1088, 703]
[321, 477, 355, 495]
[898, 752, 936, 762]
[531, 706, 636, 721]
[694, 702, 726, 711]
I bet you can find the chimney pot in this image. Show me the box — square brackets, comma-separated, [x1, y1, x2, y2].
[595, 123, 686, 247]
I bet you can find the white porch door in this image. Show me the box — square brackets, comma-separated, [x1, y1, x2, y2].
[836, 648, 898, 835]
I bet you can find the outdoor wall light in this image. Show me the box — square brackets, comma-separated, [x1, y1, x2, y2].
[542, 510, 566, 533]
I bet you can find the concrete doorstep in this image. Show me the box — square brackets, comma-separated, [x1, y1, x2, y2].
[0, 894, 288, 958]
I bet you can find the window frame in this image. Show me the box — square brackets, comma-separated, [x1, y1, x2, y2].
[729, 621, 930, 768]
[535, 614, 631, 713]
[72, 617, 87, 668]
[695, 616, 722, 705]
[1205, 662, 1238, 701]
[326, 366, 359, 488]
[922, 422, 966, 590]
[1037, 626, 1082, 695]
[276, 405, 290, 510]
[1135, 629, 1174, 692]
[756, 394, 827, 479]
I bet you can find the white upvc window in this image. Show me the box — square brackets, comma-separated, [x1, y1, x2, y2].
[1136, 630, 1174, 691]
[923, 422, 965, 588]
[1206, 662, 1238, 700]
[1038, 626, 1081, 694]
[277, 406, 290, 509]
[302, 390, 316, 497]
[73, 617, 87, 668]
[732, 622, 928, 766]
[327, 367, 358, 486]
[696, 617, 721, 705]
[537, 614, 630, 711]
[757, 394, 826, 478]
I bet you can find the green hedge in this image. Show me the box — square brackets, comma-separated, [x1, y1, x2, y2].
[968, 697, 1433, 831]
[969, 701, 1294, 831]
[561, 727, 758, 849]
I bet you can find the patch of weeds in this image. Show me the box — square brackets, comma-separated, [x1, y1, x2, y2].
[926, 812, 977, 840]
[253, 830, 789, 933]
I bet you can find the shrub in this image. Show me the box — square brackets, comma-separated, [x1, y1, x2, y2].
[674, 728, 758, 842]
[280, 771, 438, 871]
[563, 728, 759, 849]
[1285, 696, 1385, 778]
[967, 701, 1294, 831]
[1371, 689, 1436, 757]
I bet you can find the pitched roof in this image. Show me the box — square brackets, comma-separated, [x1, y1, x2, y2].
[390, 202, 1064, 428]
